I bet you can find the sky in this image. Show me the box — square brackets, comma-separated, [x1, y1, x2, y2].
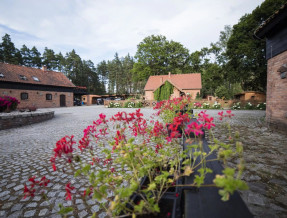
[0, 0, 265, 65]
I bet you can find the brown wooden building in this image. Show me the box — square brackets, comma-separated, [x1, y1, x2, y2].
[254, 3, 287, 129]
[0, 63, 75, 108]
[144, 73, 202, 100]
[234, 91, 266, 102]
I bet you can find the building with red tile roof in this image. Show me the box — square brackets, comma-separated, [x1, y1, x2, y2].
[0, 62, 76, 108]
[144, 72, 202, 100]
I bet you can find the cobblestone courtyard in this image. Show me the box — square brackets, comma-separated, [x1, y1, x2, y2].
[0, 106, 286, 217]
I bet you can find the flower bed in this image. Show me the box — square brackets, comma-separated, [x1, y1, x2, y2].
[0, 96, 20, 113]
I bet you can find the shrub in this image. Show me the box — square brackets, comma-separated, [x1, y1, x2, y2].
[244, 102, 254, 110]
[212, 102, 221, 109]
[108, 102, 121, 108]
[0, 96, 20, 112]
[231, 102, 241, 110]
[135, 101, 142, 108]
[256, 102, 266, 110]
[202, 102, 210, 109]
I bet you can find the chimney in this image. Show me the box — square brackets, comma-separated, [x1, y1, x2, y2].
[168, 72, 171, 78]
[161, 77, 163, 84]
[42, 66, 47, 71]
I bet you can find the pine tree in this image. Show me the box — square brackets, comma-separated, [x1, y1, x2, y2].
[0, 34, 22, 65]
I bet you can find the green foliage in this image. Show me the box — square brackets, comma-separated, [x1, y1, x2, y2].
[212, 102, 221, 109]
[108, 102, 121, 108]
[226, 0, 286, 92]
[244, 102, 255, 110]
[256, 102, 266, 110]
[132, 35, 190, 92]
[202, 102, 210, 109]
[154, 81, 174, 101]
[0, 34, 22, 65]
[58, 204, 73, 216]
[231, 102, 241, 110]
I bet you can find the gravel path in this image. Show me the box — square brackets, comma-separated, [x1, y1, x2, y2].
[0, 107, 286, 217]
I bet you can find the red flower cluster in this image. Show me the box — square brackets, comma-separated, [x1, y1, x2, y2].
[23, 176, 50, 199]
[185, 122, 204, 136]
[65, 183, 75, 200]
[218, 110, 235, 120]
[198, 111, 216, 130]
[50, 135, 76, 171]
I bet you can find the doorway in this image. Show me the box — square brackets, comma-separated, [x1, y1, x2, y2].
[60, 95, 66, 107]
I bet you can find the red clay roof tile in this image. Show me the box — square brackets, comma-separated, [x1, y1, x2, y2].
[144, 73, 202, 91]
[0, 62, 75, 88]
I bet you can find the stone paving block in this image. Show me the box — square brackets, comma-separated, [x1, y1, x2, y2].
[0, 210, 6, 217]
[6, 183, 16, 189]
[11, 203, 23, 212]
[8, 196, 18, 201]
[77, 204, 86, 211]
[79, 210, 88, 218]
[0, 190, 10, 198]
[91, 205, 100, 213]
[1, 202, 13, 209]
[98, 212, 107, 218]
[39, 208, 49, 216]
[13, 184, 24, 191]
[24, 210, 36, 217]
[7, 211, 22, 218]
[76, 199, 83, 204]
[33, 196, 42, 201]
[26, 202, 37, 208]
[40, 201, 50, 206]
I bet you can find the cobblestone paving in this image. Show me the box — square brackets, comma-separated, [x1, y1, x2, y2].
[198, 109, 287, 218]
[0, 106, 157, 218]
[0, 107, 286, 217]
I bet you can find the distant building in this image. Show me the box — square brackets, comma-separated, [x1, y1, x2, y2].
[254, 3, 287, 129]
[234, 91, 266, 102]
[0, 63, 75, 108]
[144, 72, 202, 100]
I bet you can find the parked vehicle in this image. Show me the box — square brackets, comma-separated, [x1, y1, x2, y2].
[74, 98, 82, 106]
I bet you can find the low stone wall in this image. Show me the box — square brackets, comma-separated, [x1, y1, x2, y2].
[0, 110, 55, 130]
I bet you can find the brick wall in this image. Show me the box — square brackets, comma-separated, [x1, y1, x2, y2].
[0, 89, 74, 108]
[266, 50, 287, 129]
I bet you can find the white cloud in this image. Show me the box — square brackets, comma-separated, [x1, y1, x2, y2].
[0, 0, 265, 63]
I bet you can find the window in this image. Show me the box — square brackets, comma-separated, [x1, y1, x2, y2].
[32, 76, 40, 82]
[21, 92, 28, 100]
[46, 94, 52, 100]
[0, 73, 4, 78]
[19, 75, 28, 80]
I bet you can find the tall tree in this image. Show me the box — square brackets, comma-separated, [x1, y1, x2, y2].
[30, 46, 42, 68]
[42, 47, 58, 70]
[226, 0, 286, 91]
[132, 35, 190, 92]
[0, 34, 22, 65]
[20, 44, 33, 67]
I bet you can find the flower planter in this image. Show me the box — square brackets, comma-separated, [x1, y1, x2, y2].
[126, 175, 184, 218]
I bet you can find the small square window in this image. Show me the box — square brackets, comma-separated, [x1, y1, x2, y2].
[0, 73, 4, 78]
[21, 92, 28, 100]
[46, 94, 52, 100]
